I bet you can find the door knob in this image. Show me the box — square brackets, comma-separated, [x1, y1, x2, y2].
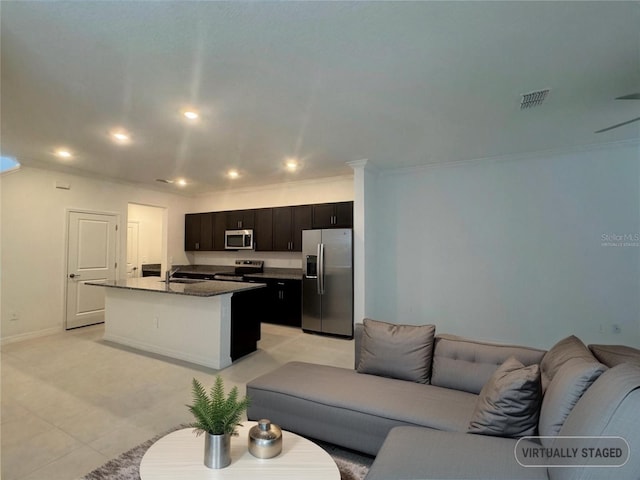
[69, 273, 80, 278]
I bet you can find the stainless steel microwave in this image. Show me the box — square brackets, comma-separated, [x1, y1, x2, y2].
[225, 229, 254, 250]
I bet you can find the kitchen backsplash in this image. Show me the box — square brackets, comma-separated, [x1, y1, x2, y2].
[190, 251, 302, 269]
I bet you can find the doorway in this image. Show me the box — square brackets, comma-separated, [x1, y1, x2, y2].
[127, 203, 165, 277]
[65, 210, 118, 329]
[127, 221, 140, 277]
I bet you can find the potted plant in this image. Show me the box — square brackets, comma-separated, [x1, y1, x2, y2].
[186, 376, 251, 469]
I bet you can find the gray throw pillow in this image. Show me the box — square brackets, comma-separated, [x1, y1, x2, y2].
[468, 356, 542, 438]
[540, 335, 595, 391]
[538, 358, 606, 445]
[589, 344, 640, 368]
[357, 318, 435, 383]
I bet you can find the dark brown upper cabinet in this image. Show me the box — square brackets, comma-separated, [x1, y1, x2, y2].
[226, 210, 255, 230]
[272, 205, 312, 252]
[254, 208, 273, 251]
[199, 212, 214, 250]
[312, 201, 353, 229]
[184, 212, 214, 251]
[291, 205, 312, 251]
[213, 212, 226, 251]
[272, 207, 293, 251]
[185, 202, 350, 252]
[184, 213, 200, 251]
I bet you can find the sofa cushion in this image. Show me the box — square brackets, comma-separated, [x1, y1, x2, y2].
[549, 364, 640, 480]
[540, 335, 595, 391]
[357, 318, 435, 383]
[589, 344, 640, 368]
[538, 358, 606, 445]
[431, 334, 545, 394]
[366, 426, 547, 480]
[247, 361, 477, 455]
[468, 356, 541, 438]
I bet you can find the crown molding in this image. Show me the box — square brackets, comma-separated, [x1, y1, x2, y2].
[192, 173, 354, 198]
[347, 158, 380, 174]
[379, 139, 640, 178]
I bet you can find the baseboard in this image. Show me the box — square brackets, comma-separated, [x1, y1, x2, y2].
[1, 326, 62, 346]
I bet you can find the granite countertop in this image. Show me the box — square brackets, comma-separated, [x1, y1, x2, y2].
[86, 277, 266, 297]
[140, 264, 234, 275]
[141, 264, 302, 281]
[245, 268, 303, 281]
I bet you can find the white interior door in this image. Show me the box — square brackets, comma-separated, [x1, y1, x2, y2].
[66, 211, 118, 329]
[127, 221, 140, 278]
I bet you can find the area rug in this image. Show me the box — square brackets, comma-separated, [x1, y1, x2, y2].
[82, 426, 373, 480]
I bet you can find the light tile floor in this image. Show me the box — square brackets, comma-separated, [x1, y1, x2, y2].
[1, 323, 354, 480]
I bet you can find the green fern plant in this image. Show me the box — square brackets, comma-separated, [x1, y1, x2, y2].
[187, 376, 251, 436]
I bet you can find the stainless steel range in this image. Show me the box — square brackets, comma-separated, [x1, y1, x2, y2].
[213, 260, 264, 282]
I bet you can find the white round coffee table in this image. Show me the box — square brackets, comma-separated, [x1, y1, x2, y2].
[140, 422, 340, 479]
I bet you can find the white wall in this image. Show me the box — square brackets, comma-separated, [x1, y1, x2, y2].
[349, 160, 379, 326]
[0, 167, 191, 342]
[128, 203, 164, 267]
[367, 141, 640, 349]
[190, 175, 354, 268]
[191, 175, 353, 212]
[193, 251, 303, 269]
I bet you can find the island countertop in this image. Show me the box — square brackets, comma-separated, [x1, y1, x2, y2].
[87, 277, 266, 297]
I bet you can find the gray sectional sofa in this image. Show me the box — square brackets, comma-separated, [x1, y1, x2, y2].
[247, 319, 640, 480]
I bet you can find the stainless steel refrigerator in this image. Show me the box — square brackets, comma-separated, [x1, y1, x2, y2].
[302, 229, 353, 337]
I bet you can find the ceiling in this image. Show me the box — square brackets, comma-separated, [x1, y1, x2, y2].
[1, 1, 639, 195]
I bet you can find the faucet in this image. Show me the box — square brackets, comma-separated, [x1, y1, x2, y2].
[165, 266, 180, 283]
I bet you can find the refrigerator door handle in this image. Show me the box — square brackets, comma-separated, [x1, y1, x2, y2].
[316, 244, 322, 294]
[319, 243, 325, 295]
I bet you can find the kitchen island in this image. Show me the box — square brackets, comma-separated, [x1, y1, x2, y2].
[87, 277, 266, 369]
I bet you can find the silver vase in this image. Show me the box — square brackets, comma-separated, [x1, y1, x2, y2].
[204, 432, 231, 469]
[248, 419, 283, 459]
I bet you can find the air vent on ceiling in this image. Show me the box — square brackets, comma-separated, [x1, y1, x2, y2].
[520, 89, 550, 109]
[155, 178, 174, 184]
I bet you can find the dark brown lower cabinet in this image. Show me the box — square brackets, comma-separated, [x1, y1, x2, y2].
[261, 279, 302, 327]
[230, 288, 264, 361]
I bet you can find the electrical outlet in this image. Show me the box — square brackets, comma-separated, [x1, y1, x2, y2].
[612, 324, 621, 334]
[10, 312, 19, 321]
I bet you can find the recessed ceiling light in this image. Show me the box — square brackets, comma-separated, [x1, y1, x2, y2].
[55, 149, 73, 159]
[183, 110, 199, 121]
[176, 178, 187, 186]
[285, 158, 299, 171]
[110, 129, 131, 143]
[227, 169, 239, 179]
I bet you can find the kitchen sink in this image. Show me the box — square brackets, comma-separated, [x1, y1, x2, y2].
[159, 278, 205, 284]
